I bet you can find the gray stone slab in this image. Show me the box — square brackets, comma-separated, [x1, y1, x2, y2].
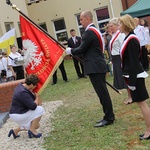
[0, 112, 9, 128]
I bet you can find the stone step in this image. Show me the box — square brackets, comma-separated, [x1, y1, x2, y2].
[0, 112, 9, 128]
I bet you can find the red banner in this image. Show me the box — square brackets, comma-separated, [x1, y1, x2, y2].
[20, 15, 65, 93]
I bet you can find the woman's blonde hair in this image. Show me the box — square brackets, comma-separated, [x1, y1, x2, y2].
[109, 17, 119, 25]
[118, 14, 136, 33]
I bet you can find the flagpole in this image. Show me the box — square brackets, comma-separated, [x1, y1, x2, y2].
[6, 1, 121, 95]
[8, 5, 66, 50]
[8, 3, 84, 64]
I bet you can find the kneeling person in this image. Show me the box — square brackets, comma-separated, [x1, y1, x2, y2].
[8, 74, 45, 139]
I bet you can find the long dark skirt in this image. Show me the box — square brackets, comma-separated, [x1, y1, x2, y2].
[112, 55, 127, 90]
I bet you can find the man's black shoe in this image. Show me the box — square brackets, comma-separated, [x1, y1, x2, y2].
[64, 80, 69, 82]
[51, 82, 56, 85]
[96, 119, 103, 123]
[96, 116, 115, 123]
[94, 119, 113, 127]
[83, 75, 87, 78]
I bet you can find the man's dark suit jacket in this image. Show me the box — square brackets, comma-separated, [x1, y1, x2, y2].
[68, 36, 82, 58]
[68, 36, 81, 48]
[71, 25, 107, 75]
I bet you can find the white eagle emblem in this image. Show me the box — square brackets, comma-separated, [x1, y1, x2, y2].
[22, 39, 44, 70]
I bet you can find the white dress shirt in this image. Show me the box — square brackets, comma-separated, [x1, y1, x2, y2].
[134, 25, 148, 46]
[72, 36, 76, 44]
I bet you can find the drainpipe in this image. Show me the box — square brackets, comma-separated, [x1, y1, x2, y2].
[109, 0, 115, 18]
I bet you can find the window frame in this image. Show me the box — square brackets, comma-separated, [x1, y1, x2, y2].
[4, 22, 13, 32]
[38, 22, 48, 32]
[95, 7, 110, 34]
[75, 13, 85, 36]
[52, 18, 68, 43]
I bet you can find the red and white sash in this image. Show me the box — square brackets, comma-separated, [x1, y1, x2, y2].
[120, 34, 139, 59]
[109, 30, 121, 51]
[88, 26, 104, 52]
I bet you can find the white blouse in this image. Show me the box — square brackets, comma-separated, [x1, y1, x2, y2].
[110, 31, 125, 56]
[8, 52, 22, 67]
[144, 27, 150, 44]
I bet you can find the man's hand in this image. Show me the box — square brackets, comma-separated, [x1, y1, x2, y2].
[65, 47, 72, 55]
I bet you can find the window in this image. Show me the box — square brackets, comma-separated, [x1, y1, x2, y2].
[4, 22, 13, 32]
[76, 14, 85, 36]
[54, 19, 66, 31]
[27, 0, 40, 5]
[53, 19, 68, 43]
[95, 7, 110, 34]
[29, 0, 39, 3]
[39, 23, 47, 32]
[56, 32, 68, 42]
[76, 14, 81, 26]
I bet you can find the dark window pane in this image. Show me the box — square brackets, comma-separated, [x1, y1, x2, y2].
[98, 22, 108, 34]
[5, 23, 11, 32]
[54, 19, 66, 31]
[77, 15, 81, 26]
[56, 32, 68, 42]
[39, 23, 47, 31]
[79, 27, 85, 36]
[96, 8, 109, 21]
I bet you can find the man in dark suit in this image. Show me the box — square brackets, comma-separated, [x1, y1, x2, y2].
[65, 10, 115, 127]
[51, 60, 68, 85]
[68, 29, 85, 79]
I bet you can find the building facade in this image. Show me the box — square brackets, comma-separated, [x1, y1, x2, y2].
[0, 0, 29, 49]
[25, 0, 123, 43]
[0, 0, 123, 49]
[0, 0, 29, 36]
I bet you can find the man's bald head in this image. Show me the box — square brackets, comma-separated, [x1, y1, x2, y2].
[81, 10, 93, 22]
[80, 10, 93, 28]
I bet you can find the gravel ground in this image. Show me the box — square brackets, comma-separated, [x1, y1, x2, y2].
[0, 100, 63, 150]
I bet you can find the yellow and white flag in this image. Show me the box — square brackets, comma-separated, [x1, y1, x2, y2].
[0, 28, 16, 54]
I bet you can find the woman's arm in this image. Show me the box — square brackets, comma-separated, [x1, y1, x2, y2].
[8, 65, 16, 78]
[34, 93, 42, 106]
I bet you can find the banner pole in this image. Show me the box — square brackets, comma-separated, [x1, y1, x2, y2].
[6, 1, 121, 95]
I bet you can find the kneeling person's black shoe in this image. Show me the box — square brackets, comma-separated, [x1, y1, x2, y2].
[94, 119, 114, 127]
